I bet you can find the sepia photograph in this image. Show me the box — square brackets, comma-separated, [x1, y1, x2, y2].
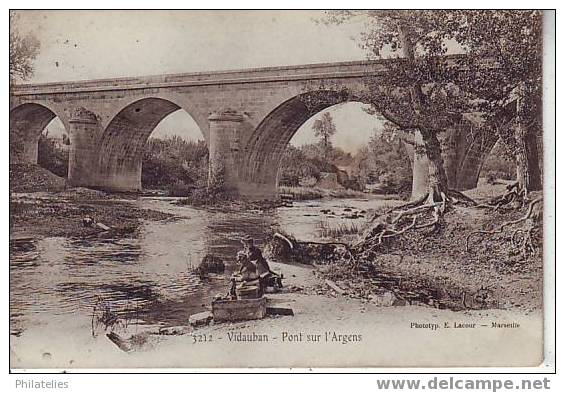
[8, 9, 554, 370]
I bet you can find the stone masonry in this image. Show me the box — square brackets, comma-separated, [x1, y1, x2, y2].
[10, 59, 498, 199]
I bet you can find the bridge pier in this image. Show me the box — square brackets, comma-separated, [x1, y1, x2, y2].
[68, 108, 106, 188]
[208, 110, 243, 194]
[9, 133, 39, 165]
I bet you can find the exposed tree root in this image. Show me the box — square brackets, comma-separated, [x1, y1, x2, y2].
[272, 232, 358, 265]
[447, 189, 477, 206]
[475, 182, 527, 211]
[369, 192, 429, 222]
[273, 182, 535, 268]
[354, 191, 448, 252]
[465, 197, 542, 253]
[511, 225, 536, 259]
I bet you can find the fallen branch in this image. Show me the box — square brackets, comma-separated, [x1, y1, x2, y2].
[273, 232, 294, 250]
[325, 279, 347, 295]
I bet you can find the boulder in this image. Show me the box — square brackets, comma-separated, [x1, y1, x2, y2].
[188, 311, 213, 327]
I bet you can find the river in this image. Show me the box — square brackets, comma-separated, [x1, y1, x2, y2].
[10, 196, 400, 337]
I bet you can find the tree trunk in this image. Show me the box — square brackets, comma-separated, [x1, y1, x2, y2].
[515, 83, 543, 193]
[421, 128, 450, 202]
[515, 124, 542, 194]
[399, 24, 449, 202]
[411, 130, 430, 200]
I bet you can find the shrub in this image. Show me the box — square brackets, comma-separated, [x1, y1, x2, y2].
[168, 180, 193, 197]
[37, 134, 69, 177]
[481, 142, 516, 181]
[141, 136, 208, 193]
[195, 254, 225, 277]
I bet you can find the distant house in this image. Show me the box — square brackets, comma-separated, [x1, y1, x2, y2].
[364, 182, 387, 194]
[315, 172, 344, 190]
[336, 164, 356, 178]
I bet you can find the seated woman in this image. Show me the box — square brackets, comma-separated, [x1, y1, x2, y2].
[228, 251, 259, 299]
[240, 235, 283, 290]
[236, 251, 258, 282]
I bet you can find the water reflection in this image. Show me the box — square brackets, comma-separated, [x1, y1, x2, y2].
[10, 199, 280, 333]
[10, 197, 392, 334]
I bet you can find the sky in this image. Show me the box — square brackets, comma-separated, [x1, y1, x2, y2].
[15, 10, 385, 153]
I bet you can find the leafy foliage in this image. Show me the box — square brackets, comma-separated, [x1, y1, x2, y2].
[37, 133, 69, 178]
[10, 12, 40, 83]
[320, 10, 544, 196]
[311, 112, 338, 160]
[449, 10, 543, 191]
[278, 144, 353, 187]
[141, 136, 208, 195]
[353, 127, 413, 196]
[280, 127, 411, 197]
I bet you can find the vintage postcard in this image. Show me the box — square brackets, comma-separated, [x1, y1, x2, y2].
[9, 10, 554, 369]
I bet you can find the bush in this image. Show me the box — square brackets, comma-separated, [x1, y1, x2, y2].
[195, 254, 225, 277]
[37, 134, 69, 178]
[278, 145, 348, 188]
[141, 136, 208, 194]
[481, 142, 516, 181]
[168, 180, 193, 197]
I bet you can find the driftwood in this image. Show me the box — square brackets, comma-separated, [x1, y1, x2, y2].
[106, 332, 132, 352]
[325, 279, 347, 295]
[272, 232, 358, 265]
[274, 232, 294, 250]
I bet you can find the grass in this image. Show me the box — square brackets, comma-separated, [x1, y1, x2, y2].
[279, 186, 365, 201]
[317, 220, 362, 238]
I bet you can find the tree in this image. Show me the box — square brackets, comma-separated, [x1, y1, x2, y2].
[323, 10, 544, 201]
[323, 11, 475, 202]
[449, 10, 543, 194]
[303, 11, 543, 261]
[311, 112, 337, 161]
[10, 12, 40, 83]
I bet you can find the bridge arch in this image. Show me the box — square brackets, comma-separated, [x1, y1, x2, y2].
[97, 97, 206, 191]
[9, 102, 70, 165]
[240, 90, 357, 191]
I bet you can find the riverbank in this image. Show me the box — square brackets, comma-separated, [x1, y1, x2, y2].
[10, 163, 66, 193]
[10, 190, 173, 239]
[9, 171, 544, 369]
[317, 183, 543, 314]
[10, 260, 543, 368]
[278, 185, 382, 201]
[9, 178, 543, 315]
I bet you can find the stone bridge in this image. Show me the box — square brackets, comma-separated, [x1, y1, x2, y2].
[9, 59, 498, 199]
